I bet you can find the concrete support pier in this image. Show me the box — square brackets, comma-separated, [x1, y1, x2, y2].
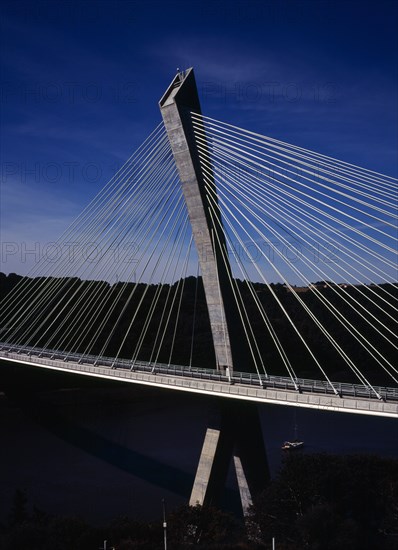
[190, 401, 269, 514]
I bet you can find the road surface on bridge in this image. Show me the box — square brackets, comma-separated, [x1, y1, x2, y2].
[0, 344, 397, 418]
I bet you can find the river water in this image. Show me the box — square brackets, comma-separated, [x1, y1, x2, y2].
[0, 367, 397, 524]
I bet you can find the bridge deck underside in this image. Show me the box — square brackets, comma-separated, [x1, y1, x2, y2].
[0, 346, 397, 418]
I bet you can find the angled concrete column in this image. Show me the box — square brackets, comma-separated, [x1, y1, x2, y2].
[189, 400, 269, 513]
[233, 456, 252, 515]
[159, 68, 243, 373]
[159, 69, 269, 515]
[232, 401, 269, 514]
[189, 426, 234, 508]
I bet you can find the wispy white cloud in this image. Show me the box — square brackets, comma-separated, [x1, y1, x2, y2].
[1, 178, 80, 250]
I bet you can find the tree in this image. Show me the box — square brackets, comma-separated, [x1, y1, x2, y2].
[248, 454, 398, 550]
[168, 504, 246, 548]
[8, 489, 29, 526]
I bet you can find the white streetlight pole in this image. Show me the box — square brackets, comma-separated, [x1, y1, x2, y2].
[162, 498, 168, 550]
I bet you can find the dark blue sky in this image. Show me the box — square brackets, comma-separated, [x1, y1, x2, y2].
[1, 0, 397, 274]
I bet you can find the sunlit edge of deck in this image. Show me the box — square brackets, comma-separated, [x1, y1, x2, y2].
[1, 351, 397, 418]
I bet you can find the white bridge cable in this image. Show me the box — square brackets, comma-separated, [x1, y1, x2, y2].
[191, 117, 396, 266]
[111, 197, 190, 365]
[146, 227, 192, 368]
[77, 172, 184, 362]
[220, 196, 395, 386]
[192, 128, 397, 255]
[197, 136, 398, 312]
[192, 113, 398, 190]
[199, 138, 398, 273]
[192, 117, 397, 216]
[207, 153, 398, 332]
[36, 151, 176, 349]
[193, 132, 398, 299]
[120, 220, 192, 368]
[208, 150, 398, 305]
[208, 185, 338, 395]
[192, 113, 398, 189]
[205, 192, 277, 383]
[157, 233, 194, 368]
[198, 139, 398, 326]
[205, 174, 381, 394]
[200, 170, 278, 381]
[0, 123, 167, 319]
[86, 171, 185, 361]
[197, 153, 328, 394]
[189, 264, 200, 368]
[86, 186, 184, 360]
[192, 116, 398, 212]
[47, 165, 180, 358]
[3, 134, 173, 350]
[166, 241, 198, 368]
[41, 151, 179, 355]
[123, 205, 189, 367]
[196, 135, 395, 393]
[206, 163, 398, 385]
[0, 126, 170, 338]
[1, 127, 176, 352]
[67, 168, 181, 359]
[113, 215, 186, 366]
[197, 127, 396, 302]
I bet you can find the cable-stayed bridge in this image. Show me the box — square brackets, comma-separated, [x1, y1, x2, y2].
[0, 68, 397, 510]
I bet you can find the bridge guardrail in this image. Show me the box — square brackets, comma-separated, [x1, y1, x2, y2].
[0, 343, 397, 403]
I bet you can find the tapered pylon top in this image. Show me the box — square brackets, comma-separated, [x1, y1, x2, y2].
[159, 68, 246, 373]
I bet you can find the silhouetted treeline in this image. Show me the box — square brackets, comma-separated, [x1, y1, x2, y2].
[0, 273, 397, 385]
[2, 453, 398, 549]
[248, 453, 398, 550]
[1, 490, 247, 550]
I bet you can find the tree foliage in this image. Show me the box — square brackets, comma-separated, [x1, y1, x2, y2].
[248, 453, 398, 550]
[2, 453, 397, 550]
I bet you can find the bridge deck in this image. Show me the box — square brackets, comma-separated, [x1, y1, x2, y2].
[0, 345, 397, 418]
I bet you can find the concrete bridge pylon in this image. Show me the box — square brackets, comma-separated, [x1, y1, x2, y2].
[159, 68, 269, 512]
